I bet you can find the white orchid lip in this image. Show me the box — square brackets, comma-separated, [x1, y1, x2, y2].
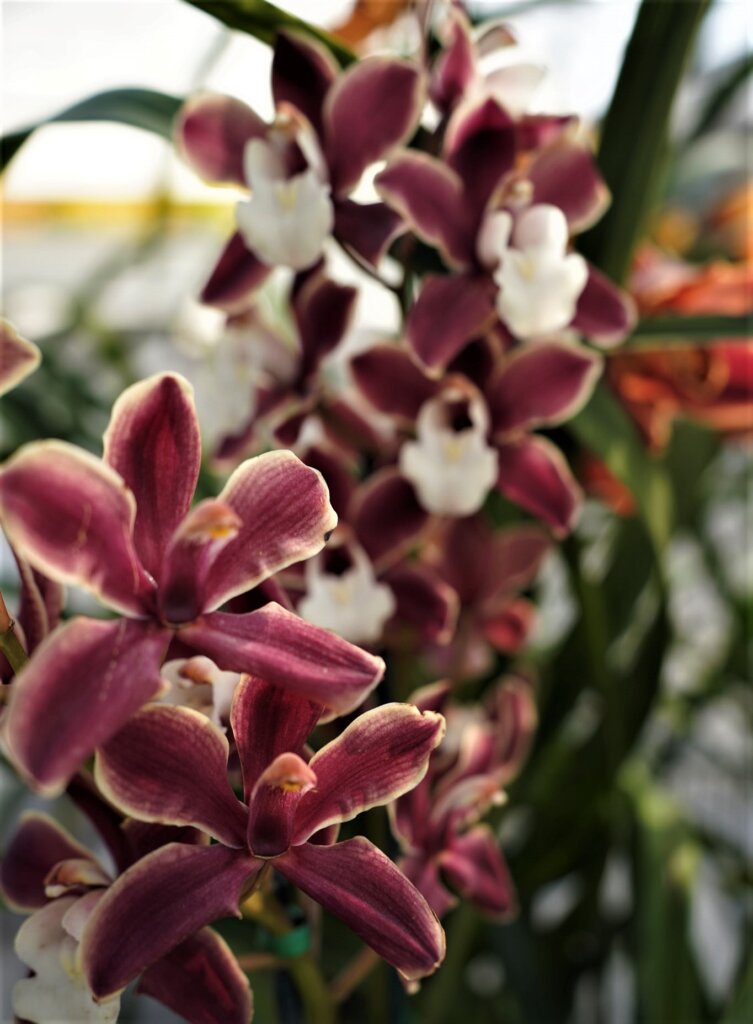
[399, 387, 499, 518]
[299, 542, 396, 645]
[13, 898, 120, 1024]
[236, 136, 334, 270]
[478, 204, 588, 340]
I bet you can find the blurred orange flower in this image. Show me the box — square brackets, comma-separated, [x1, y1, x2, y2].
[332, 0, 413, 46]
[607, 246, 752, 449]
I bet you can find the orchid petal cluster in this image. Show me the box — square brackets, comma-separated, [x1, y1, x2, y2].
[177, 31, 424, 309]
[391, 677, 537, 920]
[0, 372, 384, 792]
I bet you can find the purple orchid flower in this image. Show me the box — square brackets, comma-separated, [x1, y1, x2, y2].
[0, 372, 384, 793]
[352, 334, 602, 534]
[375, 94, 635, 371]
[2, 810, 252, 1024]
[424, 515, 552, 679]
[278, 466, 458, 649]
[211, 266, 359, 465]
[0, 319, 40, 396]
[176, 32, 425, 311]
[391, 678, 536, 920]
[0, 548, 63, 684]
[75, 677, 446, 998]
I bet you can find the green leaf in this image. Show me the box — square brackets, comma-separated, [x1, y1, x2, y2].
[723, 955, 753, 1024]
[580, 0, 712, 283]
[689, 51, 753, 142]
[183, 0, 355, 66]
[568, 383, 674, 554]
[630, 315, 752, 342]
[623, 764, 705, 1024]
[1, 88, 182, 172]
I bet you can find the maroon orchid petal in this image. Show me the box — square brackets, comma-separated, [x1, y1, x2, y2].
[496, 437, 582, 536]
[517, 113, 576, 152]
[293, 271, 357, 381]
[411, 681, 452, 715]
[201, 232, 272, 312]
[438, 517, 551, 604]
[430, 774, 503, 837]
[230, 676, 322, 802]
[123, 820, 209, 862]
[430, 9, 476, 112]
[444, 97, 516, 217]
[324, 58, 425, 195]
[390, 772, 433, 853]
[181, 603, 384, 715]
[247, 752, 317, 857]
[351, 468, 429, 566]
[487, 342, 602, 435]
[528, 141, 610, 233]
[0, 812, 93, 910]
[0, 442, 155, 616]
[5, 617, 168, 794]
[382, 564, 458, 645]
[95, 705, 247, 847]
[572, 264, 637, 347]
[333, 199, 405, 266]
[292, 704, 445, 843]
[482, 597, 535, 653]
[406, 274, 496, 373]
[489, 675, 538, 782]
[103, 374, 201, 579]
[176, 93, 266, 186]
[67, 773, 133, 873]
[375, 153, 471, 267]
[44, 857, 111, 897]
[272, 31, 337, 139]
[0, 320, 40, 395]
[402, 855, 458, 921]
[200, 451, 337, 612]
[12, 550, 62, 656]
[439, 825, 516, 918]
[277, 837, 445, 980]
[351, 344, 438, 422]
[138, 927, 253, 1024]
[301, 443, 356, 519]
[159, 500, 242, 624]
[81, 843, 259, 999]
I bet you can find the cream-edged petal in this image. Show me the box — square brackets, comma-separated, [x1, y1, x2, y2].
[0, 320, 40, 396]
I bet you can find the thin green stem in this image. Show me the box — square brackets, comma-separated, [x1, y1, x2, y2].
[242, 886, 335, 1024]
[0, 591, 28, 677]
[422, 903, 479, 1024]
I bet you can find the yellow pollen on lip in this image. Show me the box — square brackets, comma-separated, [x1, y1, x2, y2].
[278, 778, 306, 793]
[331, 579, 353, 606]
[275, 180, 299, 210]
[519, 254, 538, 281]
[442, 435, 467, 463]
[205, 523, 237, 539]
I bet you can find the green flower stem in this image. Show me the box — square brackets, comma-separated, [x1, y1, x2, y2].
[242, 887, 335, 1024]
[0, 591, 28, 677]
[329, 946, 379, 1005]
[422, 902, 479, 1024]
